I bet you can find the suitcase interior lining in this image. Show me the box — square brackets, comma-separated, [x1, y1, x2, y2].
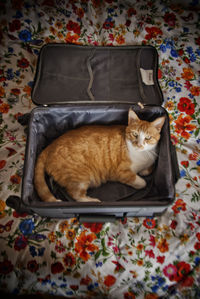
[22, 104, 174, 207]
[32, 45, 163, 105]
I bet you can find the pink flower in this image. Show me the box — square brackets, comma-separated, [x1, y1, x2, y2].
[163, 264, 177, 281]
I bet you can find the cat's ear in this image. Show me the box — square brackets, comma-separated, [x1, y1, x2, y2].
[128, 109, 140, 125]
[151, 116, 165, 132]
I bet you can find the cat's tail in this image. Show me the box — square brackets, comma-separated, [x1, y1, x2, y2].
[34, 151, 58, 202]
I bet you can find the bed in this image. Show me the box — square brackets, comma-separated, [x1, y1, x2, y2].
[0, 0, 200, 298]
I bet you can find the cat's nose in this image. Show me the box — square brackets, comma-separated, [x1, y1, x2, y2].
[137, 143, 144, 149]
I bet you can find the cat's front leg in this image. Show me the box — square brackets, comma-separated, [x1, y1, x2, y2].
[118, 170, 146, 189]
[131, 175, 147, 189]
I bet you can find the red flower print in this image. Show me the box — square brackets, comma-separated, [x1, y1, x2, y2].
[174, 114, 196, 139]
[17, 58, 30, 69]
[181, 160, 189, 168]
[80, 275, 92, 285]
[170, 220, 177, 229]
[195, 36, 200, 46]
[156, 256, 165, 264]
[189, 152, 198, 160]
[75, 231, 98, 261]
[175, 261, 191, 282]
[83, 222, 103, 234]
[149, 235, 156, 247]
[66, 20, 81, 35]
[70, 285, 79, 291]
[143, 218, 156, 229]
[9, 19, 21, 32]
[11, 88, 21, 96]
[6, 147, 17, 157]
[180, 276, 194, 287]
[63, 252, 76, 268]
[158, 69, 162, 79]
[51, 262, 64, 274]
[14, 235, 28, 251]
[104, 274, 116, 287]
[10, 174, 21, 184]
[145, 26, 163, 40]
[0, 103, 10, 113]
[163, 12, 176, 27]
[0, 260, 13, 275]
[172, 199, 186, 214]
[194, 242, 200, 250]
[127, 7, 136, 17]
[103, 20, 115, 30]
[124, 291, 136, 299]
[177, 97, 195, 115]
[27, 260, 39, 273]
[196, 232, 200, 241]
[13, 211, 28, 218]
[145, 249, 155, 258]
[65, 32, 80, 44]
[0, 160, 6, 169]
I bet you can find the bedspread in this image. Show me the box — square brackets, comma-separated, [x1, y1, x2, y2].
[0, 0, 200, 298]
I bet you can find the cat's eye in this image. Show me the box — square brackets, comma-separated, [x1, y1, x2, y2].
[132, 131, 138, 137]
[145, 136, 151, 140]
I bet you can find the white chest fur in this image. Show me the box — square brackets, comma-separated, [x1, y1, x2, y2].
[126, 140, 157, 173]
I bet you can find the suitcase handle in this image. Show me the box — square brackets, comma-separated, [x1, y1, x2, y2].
[78, 214, 117, 223]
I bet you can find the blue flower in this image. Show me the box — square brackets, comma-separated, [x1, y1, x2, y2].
[196, 160, 200, 166]
[8, 47, 13, 53]
[151, 284, 159, 292]
[190, 53, 196, 62]
[18, 30, 32, 42]
[197, 139, 200, 144]
[30, 245, 37, 257]
[195, 257, 200, 265]
[183, 27, 189, 33]
[196, 49, 200, 56]
[96, 261, 103, 267]
[24, 19, 32, 24]
[6, 68, 14, 80]
[175, 87, 182, 92]
[180, 169, 186, 177]
[19, 219, 35, 235]
[157, 277, 165, 286]
[38, 247, 45, 256]
[170, 48, 178, 58]
[187, 46, 193, 54]
[160, 44, 167, 53]
[169, 81, 175, 87]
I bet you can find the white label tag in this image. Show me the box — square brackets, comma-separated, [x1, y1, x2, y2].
[140, 68, 154, 85]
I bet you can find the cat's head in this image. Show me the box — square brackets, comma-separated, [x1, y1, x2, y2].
[126, 108, 165, 151]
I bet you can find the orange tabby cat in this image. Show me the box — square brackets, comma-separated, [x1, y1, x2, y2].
[34, 109, 165, 202]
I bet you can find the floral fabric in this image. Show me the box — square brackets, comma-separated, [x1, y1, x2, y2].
[0, 0, 200, 298]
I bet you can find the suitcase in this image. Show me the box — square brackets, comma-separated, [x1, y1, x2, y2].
[6, 44, 179, 221]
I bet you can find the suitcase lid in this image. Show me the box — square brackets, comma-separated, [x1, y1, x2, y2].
[32, 44, 163, 106]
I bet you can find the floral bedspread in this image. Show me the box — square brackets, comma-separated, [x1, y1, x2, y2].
[0, 0, 200, 298]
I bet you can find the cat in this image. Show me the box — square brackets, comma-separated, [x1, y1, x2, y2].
[34, 109, 165, 203]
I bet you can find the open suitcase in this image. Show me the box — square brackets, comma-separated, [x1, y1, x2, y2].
[6, 44, 179, 221]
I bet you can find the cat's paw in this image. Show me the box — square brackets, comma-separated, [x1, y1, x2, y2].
[77, 197, 101, 202]
[132, 175, 146, 189]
